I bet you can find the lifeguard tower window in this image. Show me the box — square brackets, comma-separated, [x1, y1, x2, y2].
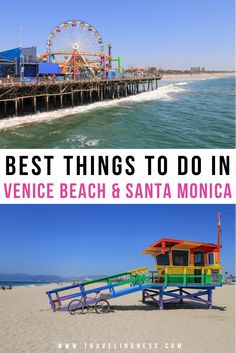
[172, 250, 189, 266]
[156, 252, 170, 265]
[194, 251, 204, 266]
[208, 253, 214, 265]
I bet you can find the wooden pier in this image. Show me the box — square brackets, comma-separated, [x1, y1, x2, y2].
[0, 76, 161, 118]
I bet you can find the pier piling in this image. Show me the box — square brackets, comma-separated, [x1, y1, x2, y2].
[0, 76, 161, 118]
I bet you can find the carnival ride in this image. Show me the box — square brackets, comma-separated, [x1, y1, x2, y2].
[46, 213, 223, 313]
[39, 20, 122, 78]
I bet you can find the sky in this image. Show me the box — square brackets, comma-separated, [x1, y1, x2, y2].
[0, 204, 234, 276]
[0, 0, 234, 70]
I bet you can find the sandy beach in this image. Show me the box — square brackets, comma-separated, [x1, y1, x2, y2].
[161, 72, 235, 80]
[0, 284, 234, 353]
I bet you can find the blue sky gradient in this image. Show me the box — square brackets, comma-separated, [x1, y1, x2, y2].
[0, 0, 234, 70]
[0, 205, 234, 276]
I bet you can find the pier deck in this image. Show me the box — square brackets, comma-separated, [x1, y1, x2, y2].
[0, 76, 161, 118]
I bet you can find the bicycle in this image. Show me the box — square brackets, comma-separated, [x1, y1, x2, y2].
[68, 290, 110, 315]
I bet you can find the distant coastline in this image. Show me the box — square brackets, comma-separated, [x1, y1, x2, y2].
[0, 273, 107, 287]
[161, 71, 235, 80]
[0, 281, 54, 287]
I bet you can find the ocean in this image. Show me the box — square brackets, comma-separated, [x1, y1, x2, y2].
[0, 281, 53, 287]
[0, 76, 234, 148]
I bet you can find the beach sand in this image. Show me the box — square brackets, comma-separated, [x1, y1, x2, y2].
[161, 72, 235, 80]
[0, 284, 235, 353]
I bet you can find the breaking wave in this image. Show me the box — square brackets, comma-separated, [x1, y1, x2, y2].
[0, 83, 186, 130]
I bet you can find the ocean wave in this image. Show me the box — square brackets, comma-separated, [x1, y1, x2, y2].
[175, 81, 189, 86]
[85, 139, 99, 147]
[65, 134, 100, 147]
[9, 130, 32, 138]
[0, 83, 186, 130]
[199, 77, 218, 81]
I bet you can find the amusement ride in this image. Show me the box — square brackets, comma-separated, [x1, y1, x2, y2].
[39, 19, 122, 78]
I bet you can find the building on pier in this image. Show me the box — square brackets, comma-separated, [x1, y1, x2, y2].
[0, 47, 38, 79]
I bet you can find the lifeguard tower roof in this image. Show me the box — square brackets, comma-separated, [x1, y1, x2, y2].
[141, 237, 219, 255]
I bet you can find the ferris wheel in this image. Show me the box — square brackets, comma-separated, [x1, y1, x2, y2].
[46, 20, 105, 73]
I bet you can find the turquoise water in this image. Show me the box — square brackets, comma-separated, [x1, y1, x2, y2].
[0, 76, 234, 148]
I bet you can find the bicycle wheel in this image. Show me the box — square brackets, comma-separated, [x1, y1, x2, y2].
[95, 299, 110, 314]
[68, 299, 84, 315]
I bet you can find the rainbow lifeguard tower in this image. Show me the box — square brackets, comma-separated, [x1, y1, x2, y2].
[141, 213, 223, 309]
[46, 213, 222, 312]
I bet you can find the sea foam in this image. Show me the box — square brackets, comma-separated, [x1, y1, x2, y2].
[0, 83, 185, 130]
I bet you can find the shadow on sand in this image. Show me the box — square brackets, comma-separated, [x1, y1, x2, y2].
[110, 301, 227, 312]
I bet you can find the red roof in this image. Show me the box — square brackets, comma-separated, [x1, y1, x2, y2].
[142, 237, 219, 255]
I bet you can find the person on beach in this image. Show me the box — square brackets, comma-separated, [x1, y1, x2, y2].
[1, 284, 12, 290]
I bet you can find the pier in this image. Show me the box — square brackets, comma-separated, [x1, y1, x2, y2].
[0, 76, 161, 118]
